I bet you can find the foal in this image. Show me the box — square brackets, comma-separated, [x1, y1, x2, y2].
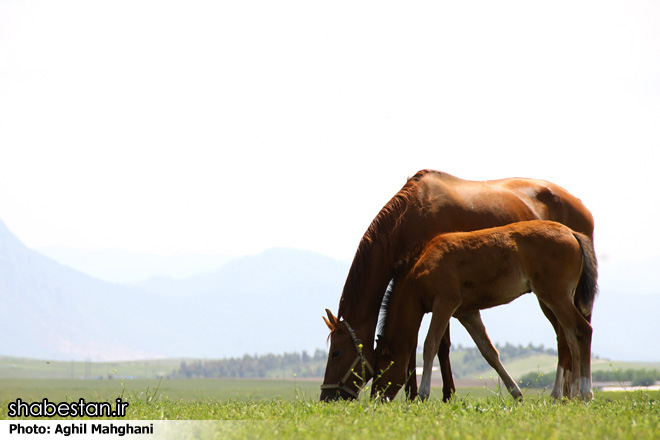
[372, 220, 597, 402]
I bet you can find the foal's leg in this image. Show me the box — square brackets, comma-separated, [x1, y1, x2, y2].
[419, 308, 455, 400]
[407, 325, 455, 402]
[456, 311, 523, 400]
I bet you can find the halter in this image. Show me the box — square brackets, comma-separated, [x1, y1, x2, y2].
[320, 320, 374, 399]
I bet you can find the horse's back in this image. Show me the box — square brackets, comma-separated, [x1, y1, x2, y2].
[413, 171, 594, 237]
[497, 178, 594, 238]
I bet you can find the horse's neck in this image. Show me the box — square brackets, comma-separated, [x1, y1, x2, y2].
[340, 243, 393, 332]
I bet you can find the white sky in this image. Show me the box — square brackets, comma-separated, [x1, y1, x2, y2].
[1, 0, 659, 262]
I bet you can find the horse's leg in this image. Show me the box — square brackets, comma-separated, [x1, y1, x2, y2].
[538, 300, 572, 400]
[404, 336, 418, 401]
[557, 326, 574, 398]
[437, 323, 456, 402]
[419, 307, 455, 401]
[540, 297, 593, 401]
[456, 311, 523, 400]
[551, 365, 565, 401]
[550, 324, 573, 400]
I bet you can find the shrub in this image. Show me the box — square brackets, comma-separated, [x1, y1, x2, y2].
[519, 371, 554, 389]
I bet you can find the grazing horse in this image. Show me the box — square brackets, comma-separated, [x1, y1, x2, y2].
[371, 220, 598, 402]
[320, 170, 595, 402]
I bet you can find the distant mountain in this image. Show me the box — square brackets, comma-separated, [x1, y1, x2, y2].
[1, 217, 659, 362]
[0, 219, 348, 361]
[136, 247, 347, 296]
[133, 248, 349, 356]
[36, 246, 234, 283]
[0, 219, 184, 360]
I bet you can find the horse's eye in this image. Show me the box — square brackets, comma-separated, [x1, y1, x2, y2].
[331, 350, 341, 359]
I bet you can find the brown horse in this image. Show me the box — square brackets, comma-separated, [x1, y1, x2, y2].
[371, 220, 598, 402]
[320, 170, 595, 401]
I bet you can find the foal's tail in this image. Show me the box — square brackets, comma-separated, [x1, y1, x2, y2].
[573, 232, 599, 320]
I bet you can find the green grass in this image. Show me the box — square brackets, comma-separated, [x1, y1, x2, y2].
[0, 378, 658, 438]
[0, 378, 499, 404]
[0, 378, 323, 403]
[2, 355, 659, 439]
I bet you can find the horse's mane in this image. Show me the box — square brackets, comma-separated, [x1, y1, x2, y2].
[337, 170, 433, 319]
[377, 279, 396, 338]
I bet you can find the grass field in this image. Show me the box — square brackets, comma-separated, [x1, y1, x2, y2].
[2, 356, 659, 439]
[0, 356, 183, 380]
[1, 378, 659, 439]
[0, 377, 511, 405]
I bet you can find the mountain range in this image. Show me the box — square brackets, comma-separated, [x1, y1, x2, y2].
[1, 218, 658, 362]
[0, 219, 346, 361]
[35, 246, 235, 284]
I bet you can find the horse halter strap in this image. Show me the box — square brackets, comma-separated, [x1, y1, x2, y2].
[320, 320, 374, 399]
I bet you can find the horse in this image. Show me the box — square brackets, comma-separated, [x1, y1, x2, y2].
[371, 220, 598, 402]
[320, 170, 595, 402]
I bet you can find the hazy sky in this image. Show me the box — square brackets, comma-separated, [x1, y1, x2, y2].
[1, 0, 659, 263]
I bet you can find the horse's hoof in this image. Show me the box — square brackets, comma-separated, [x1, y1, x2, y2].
[510, 387, 524, 401]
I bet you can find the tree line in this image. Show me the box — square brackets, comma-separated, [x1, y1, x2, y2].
[449, 342, 558, 378]
[177, 349, 328, 379]
[175, 345, 658, 387]
[520, 368, 660, 388]
[175, 343, 558, 379]
[592, 368, 659, 387]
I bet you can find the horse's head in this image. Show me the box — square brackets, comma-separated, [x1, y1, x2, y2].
[373, 334, 393, 374]
[319, 309, 374, 401]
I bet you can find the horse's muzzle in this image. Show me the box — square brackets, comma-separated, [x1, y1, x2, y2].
[320, 388, 356, 402]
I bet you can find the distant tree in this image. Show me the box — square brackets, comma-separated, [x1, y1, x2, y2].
[632, 369, 659, 387]
[519, 371, 554, 389]
[589, 368, 659, 386]
[174, 350, 329, 379]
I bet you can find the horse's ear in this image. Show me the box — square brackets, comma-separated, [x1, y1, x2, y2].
[322, 315, 335, 331]
[325, 308, 339, 327]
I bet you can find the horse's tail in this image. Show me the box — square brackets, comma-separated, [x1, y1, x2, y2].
[573, 232, 599, 320]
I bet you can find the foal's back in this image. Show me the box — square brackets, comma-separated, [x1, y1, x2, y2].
[410, 220, 584, 315]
